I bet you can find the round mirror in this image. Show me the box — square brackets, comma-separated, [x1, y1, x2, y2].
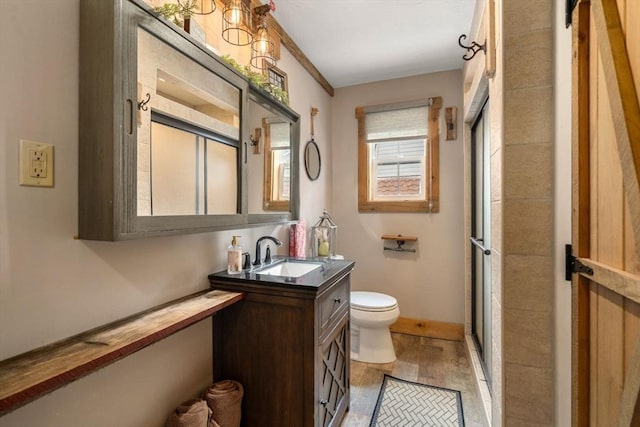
[304, 139, 321, 181]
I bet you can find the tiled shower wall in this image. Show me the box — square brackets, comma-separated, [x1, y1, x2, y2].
[501, 0, 554, 425]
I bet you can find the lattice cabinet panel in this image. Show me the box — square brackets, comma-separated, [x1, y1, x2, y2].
[319, 319, 348, 427]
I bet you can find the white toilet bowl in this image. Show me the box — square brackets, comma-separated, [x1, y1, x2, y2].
[350, 291, 400, 363]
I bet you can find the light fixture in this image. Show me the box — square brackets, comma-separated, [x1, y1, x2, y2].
[191, 0, 216, 15]
[222, 0, 252, 46]
[180, 0, 215, 33]
[250, 4, 276, 70]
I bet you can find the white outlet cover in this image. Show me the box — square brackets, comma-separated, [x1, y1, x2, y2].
[19, 139, 54, 187]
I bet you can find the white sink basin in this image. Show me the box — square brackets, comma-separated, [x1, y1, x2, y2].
[257, 261, 322, 278]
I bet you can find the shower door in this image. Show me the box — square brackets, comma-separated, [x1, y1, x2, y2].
[470, 100, 491, 385]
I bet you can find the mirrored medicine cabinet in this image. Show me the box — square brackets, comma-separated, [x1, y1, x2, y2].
[79, 0, 299, 241]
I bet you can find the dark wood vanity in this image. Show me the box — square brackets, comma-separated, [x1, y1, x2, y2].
[208, 258, 354, 427]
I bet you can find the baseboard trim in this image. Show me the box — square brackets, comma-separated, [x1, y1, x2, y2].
[390, 316, 464, 341]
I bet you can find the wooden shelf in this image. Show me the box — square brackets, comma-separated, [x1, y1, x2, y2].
[382, 235, 417, 253]
[0, 289, 243, 416]
[381, 234, 418, 242]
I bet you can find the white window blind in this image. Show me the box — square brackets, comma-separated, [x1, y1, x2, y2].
[365, 105, 428, 142]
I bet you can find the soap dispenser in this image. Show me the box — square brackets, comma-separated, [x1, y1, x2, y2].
[227, 236, 243, 274]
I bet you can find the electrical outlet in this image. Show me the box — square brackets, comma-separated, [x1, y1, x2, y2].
[29, 150, 48, 178]
[19, 140, 54, 187]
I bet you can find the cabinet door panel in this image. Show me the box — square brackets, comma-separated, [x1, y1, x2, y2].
[213, 294, 313, 427]
[319, 317, 349, 427]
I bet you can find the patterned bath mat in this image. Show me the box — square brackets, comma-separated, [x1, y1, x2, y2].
[369, 375, 464, 426]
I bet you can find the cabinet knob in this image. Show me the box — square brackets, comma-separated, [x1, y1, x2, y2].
[334, 297, 342, 303]
[320, 399, 328, 407]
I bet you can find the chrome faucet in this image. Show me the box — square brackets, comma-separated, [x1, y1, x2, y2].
[253, 236, 283, 266]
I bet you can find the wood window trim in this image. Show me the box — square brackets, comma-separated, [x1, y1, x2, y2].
[356, 97, 441, 213]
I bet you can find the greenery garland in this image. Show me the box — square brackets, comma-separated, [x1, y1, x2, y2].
[221, 55, 289, 106]
[152, 4, 290, 106]
[153, 1, 199, 27]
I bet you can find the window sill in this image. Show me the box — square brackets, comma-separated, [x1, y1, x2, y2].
[358, 200, 440, 213]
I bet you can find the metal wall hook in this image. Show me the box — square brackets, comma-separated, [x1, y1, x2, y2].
[137, 93, 151, 111]
[458, 34, 485, 61]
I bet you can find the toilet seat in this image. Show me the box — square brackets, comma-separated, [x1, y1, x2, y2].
[351, 291, 398, 312]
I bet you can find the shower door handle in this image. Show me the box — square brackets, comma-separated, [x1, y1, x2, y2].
[470, 236, 491, 255]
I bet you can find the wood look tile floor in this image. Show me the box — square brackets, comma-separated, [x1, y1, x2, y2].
[341, 333, 488, 427]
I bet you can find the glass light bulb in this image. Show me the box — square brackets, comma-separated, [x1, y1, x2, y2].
[229, 6, 241, 25]
[256, 29, 269, 53]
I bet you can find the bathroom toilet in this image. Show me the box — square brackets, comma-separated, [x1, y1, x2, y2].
[350, 291, 400, 363]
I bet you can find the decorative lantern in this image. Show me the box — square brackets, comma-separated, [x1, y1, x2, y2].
[311, 209, 337, 258]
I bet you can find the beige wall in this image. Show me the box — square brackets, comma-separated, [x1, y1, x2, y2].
[284, 48, 334, 225]
[0, 1, 331, 425]
[331, 71, 465, 324]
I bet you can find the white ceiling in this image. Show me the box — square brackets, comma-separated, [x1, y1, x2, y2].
[271, 0, 477, 88]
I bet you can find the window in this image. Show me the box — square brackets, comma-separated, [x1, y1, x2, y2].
[356, 97, 441, 212]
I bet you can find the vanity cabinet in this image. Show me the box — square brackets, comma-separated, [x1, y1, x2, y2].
[208, 261, 353, 427]
[79, 0, 299, 240]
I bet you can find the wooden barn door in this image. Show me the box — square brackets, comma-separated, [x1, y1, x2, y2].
[571, 0, 640, 425]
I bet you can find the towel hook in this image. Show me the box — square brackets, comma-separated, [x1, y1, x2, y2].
[458, 34, 485, 61]
[137, 93, 151, 111]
